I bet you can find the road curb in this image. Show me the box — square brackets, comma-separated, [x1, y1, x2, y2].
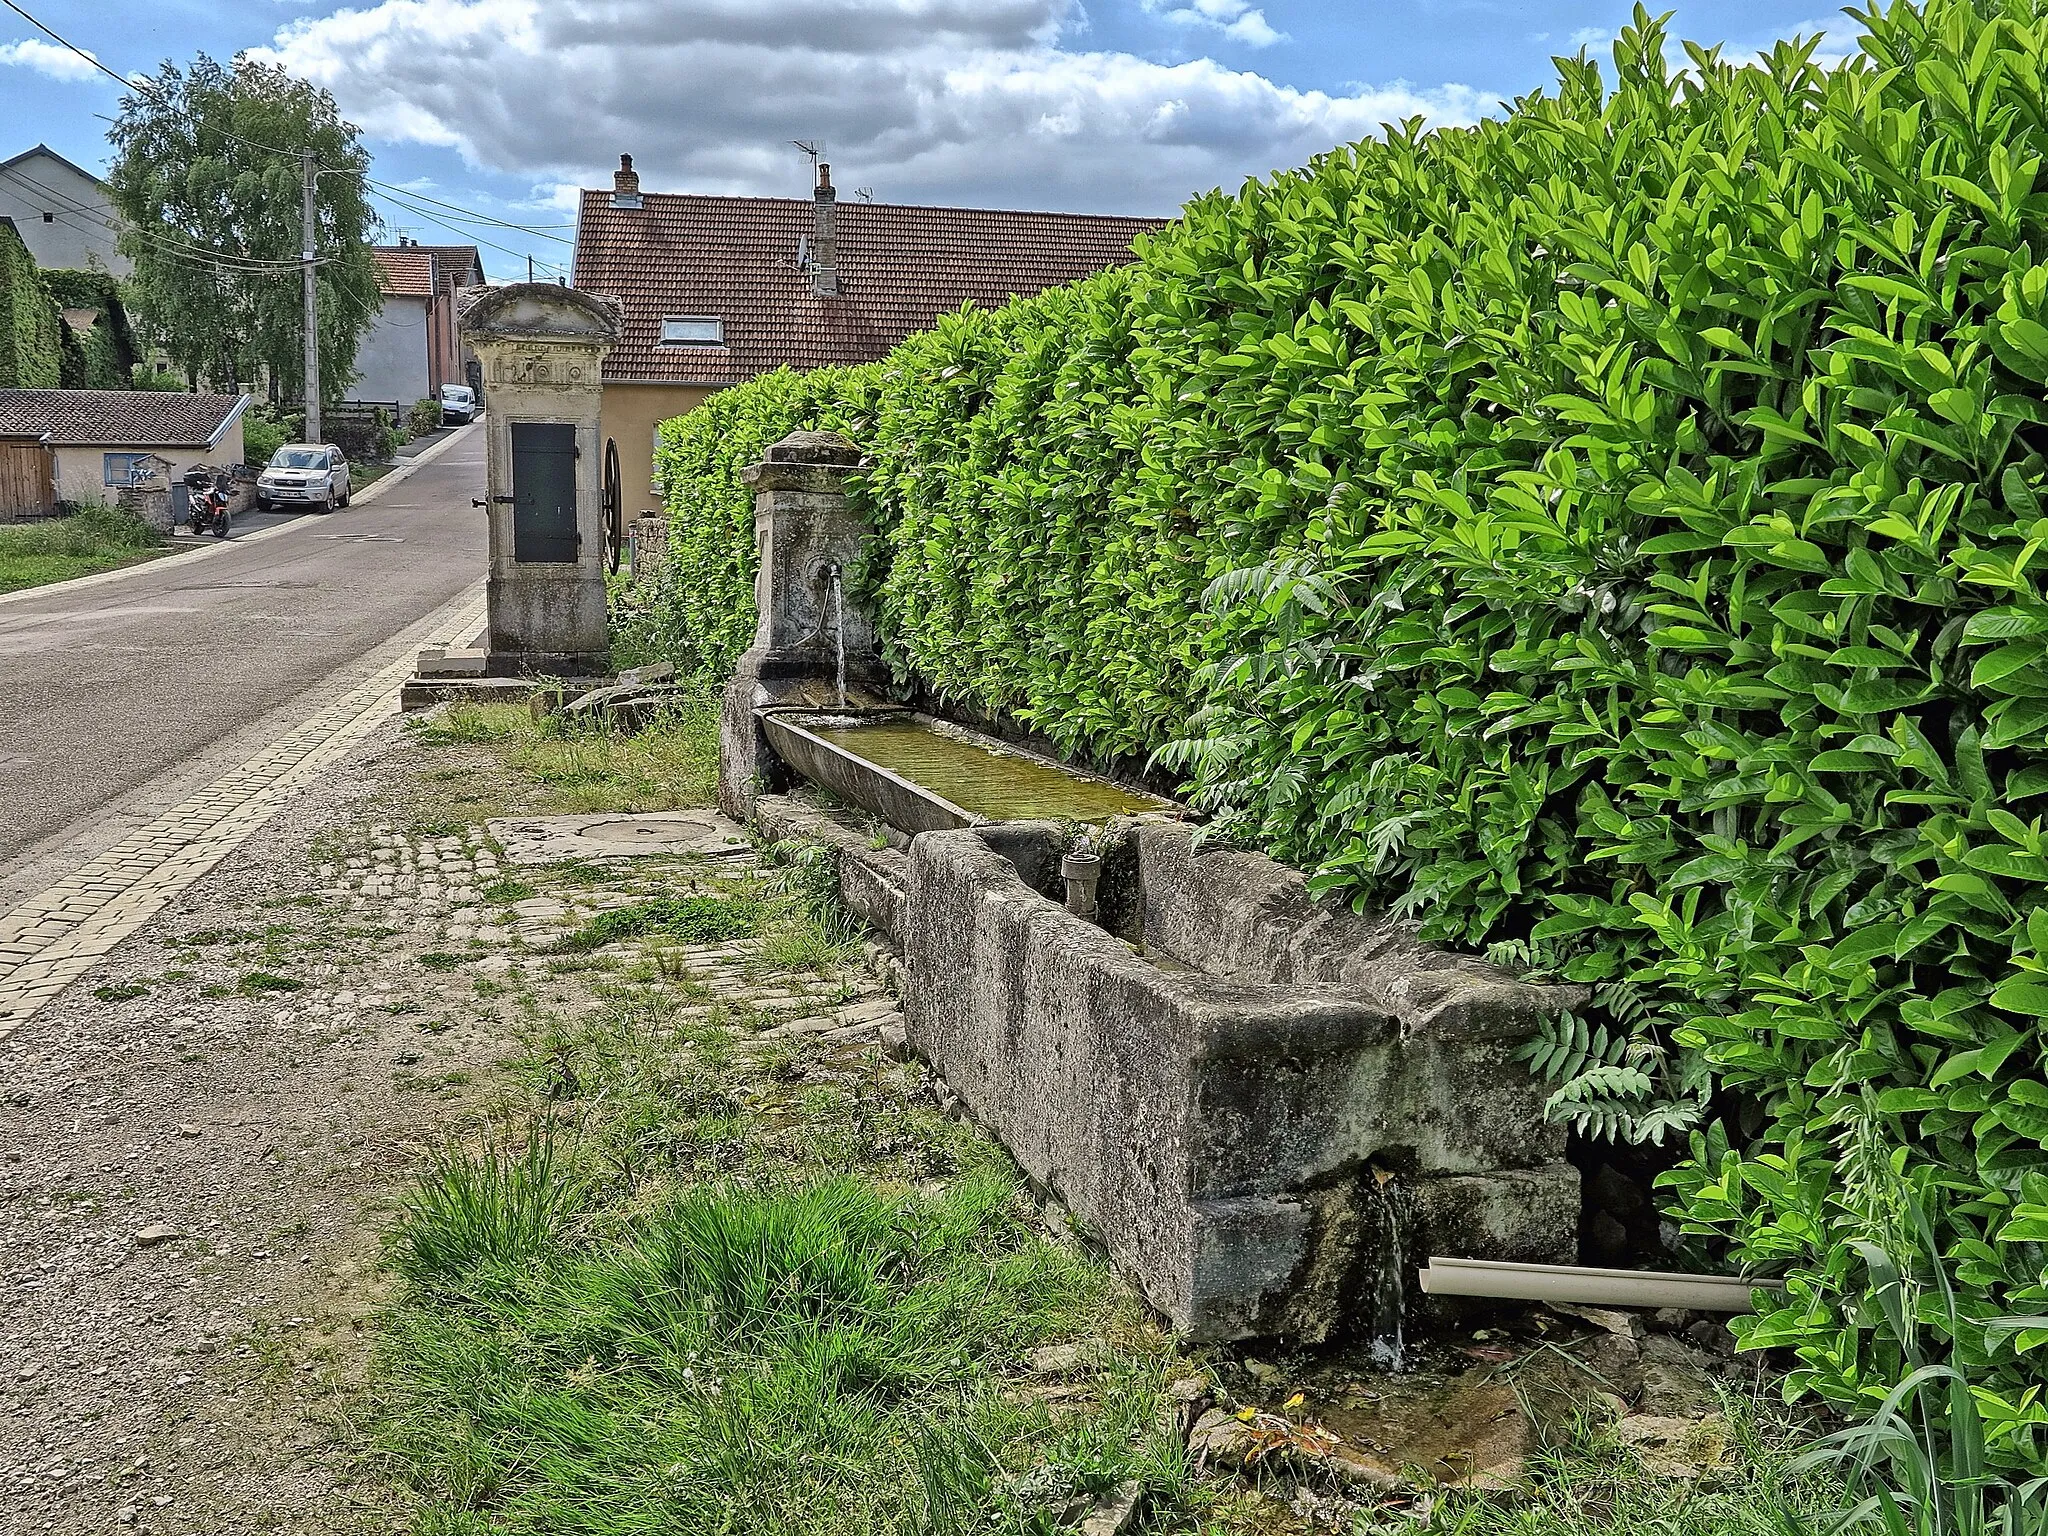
[0, 419, 481, 611]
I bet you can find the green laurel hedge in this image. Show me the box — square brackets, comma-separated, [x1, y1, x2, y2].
[655, 0, 2048, 1472]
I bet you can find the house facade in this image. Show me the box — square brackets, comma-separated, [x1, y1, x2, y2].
[351, 242, 485, 411]
[572, 157, 1165, 519]
[0, 145, 127, 277]
[0, 390, 247, 509]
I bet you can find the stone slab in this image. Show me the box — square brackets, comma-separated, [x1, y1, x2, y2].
[488, 810, 751, 866]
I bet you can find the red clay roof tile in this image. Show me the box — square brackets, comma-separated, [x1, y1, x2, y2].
[572, 191, 1164, 386]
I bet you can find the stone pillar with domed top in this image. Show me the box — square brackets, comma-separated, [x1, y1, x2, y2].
[457, 282, 623, 676]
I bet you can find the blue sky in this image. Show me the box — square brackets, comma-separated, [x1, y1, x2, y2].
[0, 0, 1857, 281]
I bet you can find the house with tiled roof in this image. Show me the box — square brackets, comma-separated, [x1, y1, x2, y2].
[573, 156, 1165, 517]
[0, 389, 247, 515]
[350, 241, 486, 413]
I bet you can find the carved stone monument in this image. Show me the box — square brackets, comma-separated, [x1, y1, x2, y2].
[718, 430, 889, 819]
[457, 283, 623, 676]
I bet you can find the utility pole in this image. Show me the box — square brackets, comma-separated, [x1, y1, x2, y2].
[301, 150, 321, 446]
[527, 253, 534, 283]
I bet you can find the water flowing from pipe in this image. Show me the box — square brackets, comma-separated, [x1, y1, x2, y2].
[1361, 1170, 1414, 1372]
[830, 564, 847, 709]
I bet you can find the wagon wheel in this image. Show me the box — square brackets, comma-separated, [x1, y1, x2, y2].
[603, 437, 624, 574]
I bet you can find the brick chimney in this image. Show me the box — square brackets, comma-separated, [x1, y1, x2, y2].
[811, 162, 839, 297]
[612, 153, 642, 210]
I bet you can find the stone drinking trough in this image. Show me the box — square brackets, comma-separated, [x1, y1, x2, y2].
[719, 430, 1580, 1346]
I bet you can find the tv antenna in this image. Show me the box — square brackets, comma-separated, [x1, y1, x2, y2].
[853, 187, 874, 203]
[793, 139, 825, 179]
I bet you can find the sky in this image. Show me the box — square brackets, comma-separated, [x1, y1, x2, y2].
[0, 0, 1862, 282]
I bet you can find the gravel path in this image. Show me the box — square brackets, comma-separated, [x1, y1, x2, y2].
[0, 708, 908, 1536]
[1, 721, 527, 1535]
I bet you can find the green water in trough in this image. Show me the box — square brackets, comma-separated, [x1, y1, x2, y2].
[808, 719, 1161, 823]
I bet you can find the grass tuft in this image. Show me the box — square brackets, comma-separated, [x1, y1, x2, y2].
[410, 697, 721, 812]
[375, 1142, 1164, 1534]
[236, 971, 302, 995]
[552, 895, 758, 954]
[391, 1121, 589, 1291]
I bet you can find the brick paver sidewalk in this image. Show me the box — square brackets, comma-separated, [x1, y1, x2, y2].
[0, 591, 487, 1035]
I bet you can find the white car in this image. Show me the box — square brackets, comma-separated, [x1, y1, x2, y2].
[257, 444, 352, 513]
[438, 384, 476, 424]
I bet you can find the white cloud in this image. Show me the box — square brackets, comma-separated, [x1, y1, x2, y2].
[1568, 26, 1614, 49]
[0, 37, 102, 82]
[1763, 15, 1862, 67]
[1141, 0, 1285, 48]
[257, 0, 1487, 216]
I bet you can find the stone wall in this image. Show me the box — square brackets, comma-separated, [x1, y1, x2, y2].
[628, 516, 667, 590]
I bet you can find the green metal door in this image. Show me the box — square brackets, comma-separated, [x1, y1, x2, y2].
[511, 422, 578, 563]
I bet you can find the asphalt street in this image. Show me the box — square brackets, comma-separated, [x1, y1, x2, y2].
[0, 425, 487, 870]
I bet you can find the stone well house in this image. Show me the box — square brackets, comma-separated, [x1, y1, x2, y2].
[0, 144, 128, 277]
[572, 156, 1165, 519]
[351, 242, 485, 412]
[0, 390, 247, 510]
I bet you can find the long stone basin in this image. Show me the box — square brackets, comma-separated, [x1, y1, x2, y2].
[758, 708, 1174, 832]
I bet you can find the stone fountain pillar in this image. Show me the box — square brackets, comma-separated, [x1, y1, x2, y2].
[456, 282, 623, 676]
[718, 430, 887, 820]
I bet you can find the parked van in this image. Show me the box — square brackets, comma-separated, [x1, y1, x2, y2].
[438, 385, 477, 425]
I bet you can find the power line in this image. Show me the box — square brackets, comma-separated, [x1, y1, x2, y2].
[0, 2, 367, 175]
[22, 0, 578, 276]
[3, 163, 336, 273]
[365, 178, 573, 240]
[371, 187, 571, 270]
[0, 0, 132, 93]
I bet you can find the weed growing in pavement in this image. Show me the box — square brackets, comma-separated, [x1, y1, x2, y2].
[551, 894, 758, 954]
[175, 927, 256, 948]
[479, 878, 534, 904]
[416, 952, 463, 971]
[92, 982, 149, 1002]
[235, 971, 302, 996]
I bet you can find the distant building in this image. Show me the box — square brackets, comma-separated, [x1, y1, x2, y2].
[0, 144, 127, 277]
[0, 390, 248, 513]
[351, 241, 485, 412]
[572, 155, 1165, 518]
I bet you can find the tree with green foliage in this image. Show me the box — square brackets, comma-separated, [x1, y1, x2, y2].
[0, 222, 63, 389]
[657, 0, 2048, 1498]
[106, 53, 381, 403]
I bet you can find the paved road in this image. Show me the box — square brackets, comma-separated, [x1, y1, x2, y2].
[0, 426, 486, 870]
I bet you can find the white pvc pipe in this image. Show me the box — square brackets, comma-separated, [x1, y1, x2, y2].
[1418, 1255, 1778, 1313]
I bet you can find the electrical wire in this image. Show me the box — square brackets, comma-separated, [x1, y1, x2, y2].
[3, 163, 335, 273]
[370, 188, 572, 271]
[16, 0, 576, 275]
[366, 178, 573, 240]
[0, 0, 133, 93]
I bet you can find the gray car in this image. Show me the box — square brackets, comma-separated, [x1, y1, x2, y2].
[256, 444, 352, 513]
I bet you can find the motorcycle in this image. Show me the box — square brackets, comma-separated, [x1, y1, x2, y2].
[184, 466, 232, 539]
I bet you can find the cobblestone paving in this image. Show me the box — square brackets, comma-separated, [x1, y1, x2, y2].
[0, 595, 487, 1037]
